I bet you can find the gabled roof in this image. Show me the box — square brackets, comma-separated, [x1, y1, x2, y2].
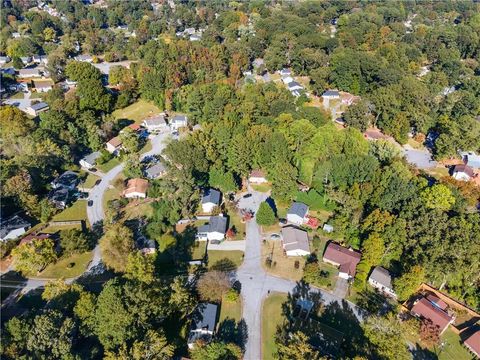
[411, 297, 453, 333]
[208, 216, 227, 234]
[322, 90, 340, 97]
[107, 136, 122, 148]
[30, 102, 49, 111]
[323, 242, 361, 276]
[143, 115, 166, 126]
[145, 163, 166, 178]
[202, 189, 221, 205]
[82, 151, 101, 165]
[369, 266, 393, 289]
[426, 294, 448, 311]
[192, 303, 218, 331]
[0, 215, 31, 239]
[281, 226, 310, 253]
[172, 114, 188, 123]
[464, 330, 480, 357]
[249, 169, 266, 178]
[20, 233, 51, 246]
[454, 164, 474, 177]
[124, 178, 149, 196]
[287, 202, 308, 218]
[288, 81, 302, 89]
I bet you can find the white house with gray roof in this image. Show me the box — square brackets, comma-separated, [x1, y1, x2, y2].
[79, 151, 101, 169]
[368, 266, 396, 297]
[142, 115, 168, 133]
[287, 202, 309, 225]
[25, 102, 49, 116]
[201, 189, 221, 213]
[170, 114, 188, 130]
[0, 215, 31, 242]
[196, 215, 227, 242]
[188, 303, 218, 348]
[281, 225, 310, 257]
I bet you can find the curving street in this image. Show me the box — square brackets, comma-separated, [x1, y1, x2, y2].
[236, 191, 362, 360]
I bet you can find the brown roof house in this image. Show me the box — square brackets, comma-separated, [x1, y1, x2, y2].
[463, 329, 480, 358]
[281, 225, 310, 257]
[452, 164, 475, 181]
[248, 170, 267, 184]
[106, 136, 123, 155]
[323, 242, 361, 280]
[123, 178, 149, 199]
[410, 297, 455, 334]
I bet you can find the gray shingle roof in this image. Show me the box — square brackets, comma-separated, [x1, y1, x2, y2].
[192, 303, 218, 331]
[202, 189, 221, 205]
[143, 115, 166, 127]
[208, 216, 227, 234]
[369, 266, 393, 288]
[322, 90, 339, 97]
[30, 102, 49, 111]
[82, 151, 101, 165]
[288, 202, 308, 218]
[145, 163, 166, 178]
[171, 114, 187, 123]
[281, 226, 310, 253]
[0, 215, 31, 239]
[288, 81, 302, 89]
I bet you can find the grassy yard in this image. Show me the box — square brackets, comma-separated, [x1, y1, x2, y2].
[228, 209, 246, 240]
[251, 183, 271, 193]
[219, 295, 242, 323]
[207, 250, 244, 269]
[436, 329, 472, 360]
[191, 241, 207, 260]
[262, 239, 305, 281]
[36, 251, 93, 279]
[262, 292, 288, 360]
[52, 201, 88, 222]
[122, 201, 153, 220]
[97, 157, 122, 173]
[112, 99, 162, 124]
[42, 224, 83, 234]
[81, 173, 100, 189]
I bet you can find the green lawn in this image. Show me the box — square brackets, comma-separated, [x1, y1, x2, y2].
[436, 329, 472, 360]
[112, 99, 162, 124]
[228, 209, 246, 240]
[251, 183, 271, 193]
[219, 295, 242, 323]
[191, 241, 207, 260]
[42, 224, 83, 234]
[30, 92, 43, 99]
[36, 251, 93, 279]
[207, 250, 244, 269]
[262, 292, 288, 360]
[52, 201, 88, 222]
[97, 157, 122, 173]
[81, 173, 100, 189]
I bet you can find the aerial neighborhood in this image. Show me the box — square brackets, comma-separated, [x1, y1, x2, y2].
[1, 1, 480, 360]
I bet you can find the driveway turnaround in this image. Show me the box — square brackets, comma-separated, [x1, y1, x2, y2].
[236, 191, 362, 360]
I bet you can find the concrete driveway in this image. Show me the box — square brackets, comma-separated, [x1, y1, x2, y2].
[332, 277, 349, 299]
[207, 240, 245, 251]
[403, 144, 437, 169]
[3, 92, 33, 112]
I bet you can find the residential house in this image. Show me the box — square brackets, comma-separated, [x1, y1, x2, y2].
[368, 266, 396, 297]
[106, 136, 122, 154]
[144, 163, 166, 179]
[48, 187, 70, 209]
[282, 76, 294, 84]
[426, 294, 449, 311]
[74, 54, 94, 63]
[0, 215, 31, 242]
[170, 114, 188, 130]
[32, 55, 48, 65]
[410, 297, 455, 334]
[18, 68, 42, 78]
[25, 102, 49, 116]
[463, 330, 480, 358]
[51, 171, 79, 190]
[323, 242, 362, 279]
[452, 164, 475, 181]
[461, 152, 480, 169]
[322, 90, 340, 100]
[20, 233, 52, 246]
[201, 189, 221, 213]
[196, 216, 228, 242]
[281, 226, 311, 257]
[33, 79, 54, 92]
[123, 178, 149, 199]
[79, 151, 101, 169]
[20, 56, 32, 65]
[249, 170, 268, 184]
[286, 202, 309, 225]
[280, 68, 292, 77]
[187, 303, 218, 349]
[142, 115, 168, 132]
[288, 81, 304, 97]
[0, 56, 11, 65]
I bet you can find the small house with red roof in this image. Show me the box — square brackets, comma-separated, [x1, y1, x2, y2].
[410, 297, 455, 334]
[323, 242, 361, 280]
[248, 170, 267, 184]
[463, 329, 480, 358]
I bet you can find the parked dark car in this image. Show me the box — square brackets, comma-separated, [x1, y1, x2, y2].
[95, 179, 102, 185]
[88, 200, 94, 207]
[243, 193, 252, 198]
[279, 218, 287, 225]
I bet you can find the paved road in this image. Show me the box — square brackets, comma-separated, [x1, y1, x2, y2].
[236, 191, 362, 360]
[86, 130, 171, 271]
